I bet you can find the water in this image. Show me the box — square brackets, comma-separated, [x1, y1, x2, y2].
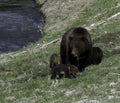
[0, 0, 44, 53]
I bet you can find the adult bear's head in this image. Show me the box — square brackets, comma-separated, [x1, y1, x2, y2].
[69, 27, 92, 58]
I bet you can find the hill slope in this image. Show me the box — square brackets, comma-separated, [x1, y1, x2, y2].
[0, 0, 120, 103]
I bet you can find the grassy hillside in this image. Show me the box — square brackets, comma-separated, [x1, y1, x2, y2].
[0, 0, 120, 103]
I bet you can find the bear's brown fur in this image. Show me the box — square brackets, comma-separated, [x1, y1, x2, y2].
[50, 53, 61, 68]
[87, 47, 103, 66]
[51, 64, 79, 79]
[60, 27, 92, 72]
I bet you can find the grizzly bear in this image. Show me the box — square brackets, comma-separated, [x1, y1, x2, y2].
[51, 64, 79, 79]
[86, 47, 103, 66]
[49, 53, 61, 68]
[60, 27, 92, 72]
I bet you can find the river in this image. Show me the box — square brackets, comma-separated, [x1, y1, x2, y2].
[0, 0, 44, 53]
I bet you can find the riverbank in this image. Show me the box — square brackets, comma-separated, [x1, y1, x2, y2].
[39, 0, 95, 36]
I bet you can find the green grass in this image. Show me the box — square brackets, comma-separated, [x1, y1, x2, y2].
[71, 0, 120, 27]
[0, 0, 120, 103]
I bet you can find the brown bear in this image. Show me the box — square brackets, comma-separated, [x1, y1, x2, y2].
[51, 64, 79, 79]
[60, 27, 92, 72]
[49, 53, 61, 68]
[86, 47, 103, 66]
